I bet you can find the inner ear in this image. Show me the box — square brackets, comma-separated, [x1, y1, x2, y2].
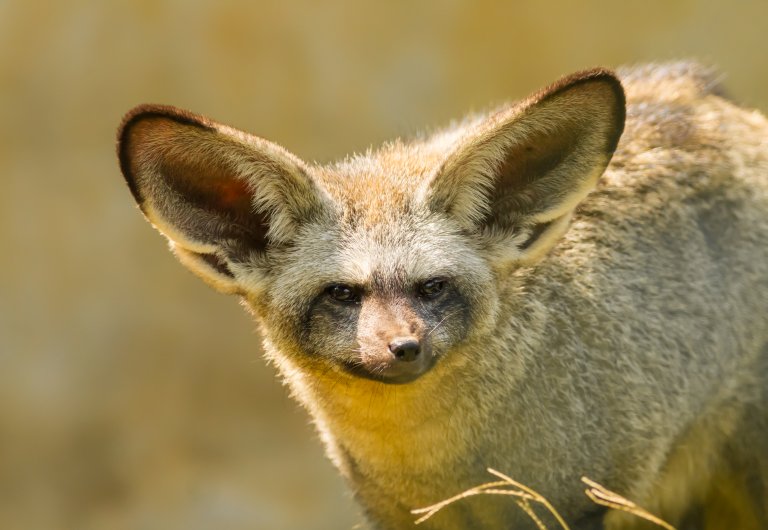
[488, 125, 580, 230]
[159, 154, 269, 251]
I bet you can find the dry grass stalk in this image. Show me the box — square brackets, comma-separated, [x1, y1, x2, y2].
[514, 497, 549, 530]
[581, 477, 676, 530]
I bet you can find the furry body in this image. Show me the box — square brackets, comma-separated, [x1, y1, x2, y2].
[118, 63, 768, 529]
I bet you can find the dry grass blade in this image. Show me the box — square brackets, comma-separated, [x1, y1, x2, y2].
[411, 468, 571, 529]
[515, 498, 548, 530]
[411, 480, 535, 525]
[412, 471, 676, 529]
[581, 477, 676, 530]
[487, 468, 571, 530]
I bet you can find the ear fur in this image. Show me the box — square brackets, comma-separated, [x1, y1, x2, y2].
[117, 105, 327, 293]
[425, 69, 626, 264]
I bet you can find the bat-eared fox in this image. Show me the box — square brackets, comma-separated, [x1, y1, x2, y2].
[117, 63, 768, 529]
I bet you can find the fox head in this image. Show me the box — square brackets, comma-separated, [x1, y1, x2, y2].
[117, 69, 625, 385]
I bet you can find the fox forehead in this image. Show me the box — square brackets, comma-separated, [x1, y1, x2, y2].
[310, 129, 470, 225]
[271, 211, 488, 295]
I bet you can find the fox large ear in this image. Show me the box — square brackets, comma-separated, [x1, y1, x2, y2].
[117, 105, 327, 294]
[425, 69, 625, 264]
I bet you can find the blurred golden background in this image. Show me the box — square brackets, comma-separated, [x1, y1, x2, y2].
[1, 1, 767, 529]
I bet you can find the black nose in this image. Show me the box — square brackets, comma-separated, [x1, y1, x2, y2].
[389, 338, 421, 362]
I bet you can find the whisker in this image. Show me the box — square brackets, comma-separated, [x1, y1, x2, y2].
[427, 310, 459, 337]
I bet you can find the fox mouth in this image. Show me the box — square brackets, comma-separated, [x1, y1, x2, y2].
[341, 354, 436, 384]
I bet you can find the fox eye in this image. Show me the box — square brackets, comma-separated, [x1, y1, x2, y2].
[418, 278, 446, 298]
[326, 284, 361, 304]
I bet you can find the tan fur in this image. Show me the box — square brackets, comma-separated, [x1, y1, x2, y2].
[117, 63, 768, 529]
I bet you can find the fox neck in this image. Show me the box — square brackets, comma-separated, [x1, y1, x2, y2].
[276, 340, 481, 461]
[264, 329, 529, 505]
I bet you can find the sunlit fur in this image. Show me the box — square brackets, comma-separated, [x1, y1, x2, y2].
[118, 63, 768, 529]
